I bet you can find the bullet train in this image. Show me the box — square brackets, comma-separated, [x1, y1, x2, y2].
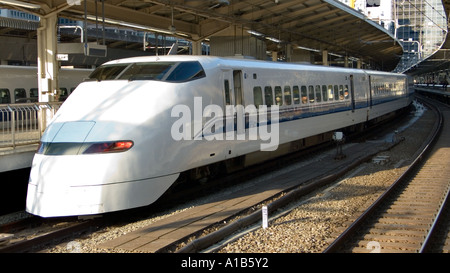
[0, 65, 91, 103]
[25, 55, 413, 217]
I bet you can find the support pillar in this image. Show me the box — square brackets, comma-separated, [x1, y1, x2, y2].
[191, 40, 202, 55]
[322, 50, 329, 66]
[272, 51, 278, 61]
[286, 44, 292, 62]
[37, 14, 59, 132]
[37, 14, 59, 103]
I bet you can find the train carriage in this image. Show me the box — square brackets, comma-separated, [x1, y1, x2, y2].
[0, 65, 91, 104]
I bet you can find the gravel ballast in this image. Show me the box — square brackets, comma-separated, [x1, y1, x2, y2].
[218, 104, 434, 253]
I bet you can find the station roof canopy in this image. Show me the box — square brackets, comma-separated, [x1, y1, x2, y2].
[0, 0, 403, 70]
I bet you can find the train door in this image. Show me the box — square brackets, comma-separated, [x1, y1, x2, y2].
[221, 69, 244, 107]
[233, 70, 245, 136]
[233, 70, 244, 106]
[349, 75, 355, 112]
[222, 69, 245, 161]
[222, 70, 243, 130]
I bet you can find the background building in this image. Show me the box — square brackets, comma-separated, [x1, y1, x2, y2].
[339, 0, 447, 72]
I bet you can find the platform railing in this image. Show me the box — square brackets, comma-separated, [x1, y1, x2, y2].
[0, 102, 62, 149]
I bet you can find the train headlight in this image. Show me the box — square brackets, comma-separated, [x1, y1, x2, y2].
[36, 141, 134, 155]
[82, 141, 134, 154]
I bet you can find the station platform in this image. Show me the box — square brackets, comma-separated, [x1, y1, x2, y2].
[414, 85, 450, 104]
[0, 144, 37, 173]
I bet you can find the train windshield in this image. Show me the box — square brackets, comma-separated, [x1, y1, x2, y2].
[88, 61, 205, 82]
[88, 64, 129, 81]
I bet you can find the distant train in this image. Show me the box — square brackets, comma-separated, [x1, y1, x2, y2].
[25, 56, 413, 217]
[0, 65, 91, 104]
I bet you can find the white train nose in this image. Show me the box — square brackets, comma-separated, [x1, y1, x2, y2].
[25, 153, 180, 217]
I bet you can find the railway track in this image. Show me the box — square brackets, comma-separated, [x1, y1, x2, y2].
[324, 96, 450, 253]
[0, 214, 101, 253]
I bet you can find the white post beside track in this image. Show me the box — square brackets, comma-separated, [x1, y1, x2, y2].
[262, 205, 268, 229]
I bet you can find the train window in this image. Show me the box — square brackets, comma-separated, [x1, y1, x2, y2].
[284, 86, 292, 105]
[275, 86, 283, 106]
[301, 86, 308, 104]
[339, 85, 344, 100]
[60, 88, 68, 96]
[253, 87, 263, 108]
[321, 85, 328, 102]
[224, 80, 231, 105]
[327, 85, 334, 100]
[344, 85, 349, 99]
[293, 86, 300, 104]
[334, 85, 339, 100]
[308, 86, 315, 103]
[14, 88, 27, 103]
[264, 86, 273, 106]
[165, 61, 206, 82]
[315, 85, 321, 103]
[0, 89, 11, 104]
[59, 88, 69, 102]
[89, 64, 129, 81]
[30, 88, 38, 98]
[110, 61, 206, 82]
[119, 62, 175, 81]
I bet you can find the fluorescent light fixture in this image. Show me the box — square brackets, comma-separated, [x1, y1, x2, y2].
[247, 30, 264, 37]
[329, 52, 343, 58]
[297, 45, 320, 53]
[0, 0, 41, 9]
[265, 36, 281, 43]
